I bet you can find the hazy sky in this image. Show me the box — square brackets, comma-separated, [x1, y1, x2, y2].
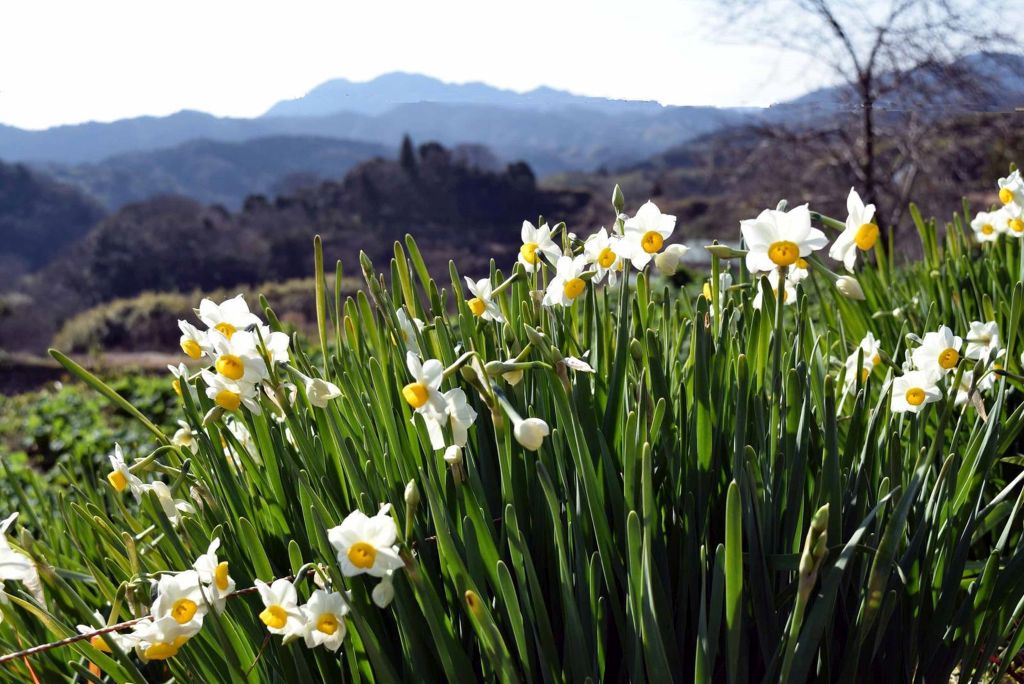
[0, 0, 834, 130]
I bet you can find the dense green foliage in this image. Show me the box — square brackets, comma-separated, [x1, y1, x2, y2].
[0, 182, 1022, 682]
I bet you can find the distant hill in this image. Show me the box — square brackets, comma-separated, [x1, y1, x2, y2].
[0, 161, 106, 282]
[0, 74, 749, 175]
[41, 136, 391, 210]
[2, 141, 596, 351]
[263, 72, 670, 118]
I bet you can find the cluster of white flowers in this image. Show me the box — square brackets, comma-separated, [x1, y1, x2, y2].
[890, 321, 1003, 414]
[253, 505, 403, 653]
[971, 169, 1024, 242]
[86, 538, 237, 662]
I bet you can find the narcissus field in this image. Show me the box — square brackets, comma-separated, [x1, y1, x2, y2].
[1, 169, 1024, 683]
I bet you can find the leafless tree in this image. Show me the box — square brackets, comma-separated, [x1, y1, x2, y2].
[715, 0, 1020, 236]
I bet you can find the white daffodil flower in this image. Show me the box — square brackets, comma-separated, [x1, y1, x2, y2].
[891, 370, 943, 414]
[971, 210, 1005, 242]
[829, 188, 879, 272]
[752, 269, 798, 310]
[396, 308, 425, 356]
[223, 416, 257, 467]
[253, 323, 291, 364]
[197, 294, 262, 340]
[327, 505, 405, 578]
[201, 370, 261, 414]
[997, 169, 1024, 208]
[464, 277, 504, 322]
[256, 578, 305, 637]
[168, 363, 195, 400]
[192, 538, 235, 614]
[741, 204, 828, 273]
[402, 352, 447, 420]
[172, 421, 198, 454]
[76, 612, 137, 654]
[131, 615, 196, 662]
[954, 370, 980, 407]
[107, 444, 145, 497]
[542, 255, 590, 307]
[843, 332, 883, 394]
[147, 481, 194, 526]
[513, 417, 550, 451]
[300, 590, 349, 652]
[618, 201, 677, 270]
[151, 570, 206, 633]
[654, 244, 691, 276]
[0, 513, 44, 607]
[965, 320, 1001, 362]
[518, 221, 562, 272]
[424, 388, 478, 450]
[911, 326, 963, 376]
[583, 227, 624, 284]
[178, 320, 208, 360]
[208, 330, 270, 385]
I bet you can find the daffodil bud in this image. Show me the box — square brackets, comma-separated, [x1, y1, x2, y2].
[704, 244, 747, 259]
[404, 479, 419, 507]
[372, 576, 395, 608]
[654, 244, 690, 276]
[835, 276, 866, 301]
[612, 184, 625, 213]
[443, 445, 463, 466]
[305, 376, 341, 408]
[513, 417, 550, 451]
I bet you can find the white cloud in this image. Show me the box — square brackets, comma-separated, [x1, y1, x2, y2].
[0, 0, 828, 129]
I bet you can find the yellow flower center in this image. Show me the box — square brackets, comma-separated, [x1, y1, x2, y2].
[520, 242, 540, 265]
[768, 240, 799, 267]
[316, 613, 340, 635]
[861, 367, 870, 382]
[402, 382, 428, 409]
[563, 277, 586, 300]
[795, 257, 808, 269]
[144, 638, 185, 661]
[214, 389, 242, 411]
[1011, 219, 1024, 234]
[641, 231, 664, 254]
[702, 282, 712, 300]
[90, 635, 111, 653]
[981, 223, 995, 235]
[214, 561, 230, 591]
[215, 354, 246, 381]
[999, 187, 1014, 205]
[215, 322, 236, 339]
[172, 379, 182, 396]
[467, 297, 486, 316]
[938, 347, 959, 370]
[905, 387, 926, 406]
[854, 223, 879, 250]
[260, 605, 288, 630]
[347, 541, 377, 569]
[107, 470, 128, 492]
[180, 339, 202, 359]
[872, 353, 881, 366]
[597, 247, 616, 268]
[171, 598, 198, 624]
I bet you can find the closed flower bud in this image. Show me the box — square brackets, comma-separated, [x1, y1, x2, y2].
[513, 417, 550, 451]
[835, 276, 866, 301]
[305, 377, 342, 408]
[443, 445, 463, 466]
[404, 480, 419, 507]
[612, 184, 625, 213]
[372, 576, 395, 608]
[654, 244, 690, 276]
